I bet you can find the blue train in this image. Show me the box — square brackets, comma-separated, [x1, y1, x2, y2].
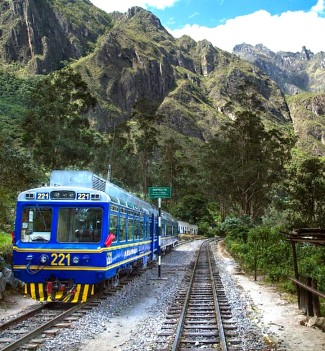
[12, 170, 178, 302]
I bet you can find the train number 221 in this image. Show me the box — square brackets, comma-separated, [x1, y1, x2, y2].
[51, 253, 71, 266]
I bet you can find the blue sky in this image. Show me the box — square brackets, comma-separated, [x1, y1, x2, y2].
[89, 0, 325, 53]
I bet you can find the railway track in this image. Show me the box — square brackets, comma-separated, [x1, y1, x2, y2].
[157, 239, 241, 351]
[0, 273, 140, 351]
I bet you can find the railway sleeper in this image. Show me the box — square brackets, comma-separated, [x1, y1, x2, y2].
[43, 328, 59, 336]
[184, 325, 217, 329]
[186, 312, 216, 316]
[225, 329, 239, 337]
[180, 337, 219, 343]
[188, 305, 215, 310]
[185, 320, 216, 324]
[0, 338, 15, 343]
[158, 331, 175, 336]
[21, 343, 38, 350]
[55, 322, 71, 328]
[183, 331, 218, 337]
[168, 307, 183, 312]
[8, 329, 29, 334]
[161, 320, 177, 329]
[191, 294, 211, 301]
[29, 338, 46, 345]
[222, 315, 233, 320]
[220, 307, 231, 312]
[222, 323, 237, 330]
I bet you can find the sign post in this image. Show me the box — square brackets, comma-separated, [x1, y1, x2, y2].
[158, 197, 162, 278]
[148, 186, 171, 278]
[148, 186, 171, 199]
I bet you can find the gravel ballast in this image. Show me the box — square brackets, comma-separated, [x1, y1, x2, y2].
[33, 239, 324, 351]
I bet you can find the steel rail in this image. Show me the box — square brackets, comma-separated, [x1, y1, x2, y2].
[170, 240, 202, 351]
[0, 303, 81, 351]
[208, 245, 228, 351]
[170, 238, 228, 351]
[0, 303, 47, 331]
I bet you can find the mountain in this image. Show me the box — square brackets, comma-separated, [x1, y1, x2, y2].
[0, 0, 323, 155]
[233, 43, 325, 154]
[0, 0, 112, 73]
[233, 43, 325, 95]
[0, 2, 290, 135]
[74, 7, 292, 139]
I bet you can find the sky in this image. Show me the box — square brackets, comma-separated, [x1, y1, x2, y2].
[89, 0, 325, 54]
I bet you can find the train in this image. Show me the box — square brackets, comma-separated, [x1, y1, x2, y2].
[12, 170, 179, 303]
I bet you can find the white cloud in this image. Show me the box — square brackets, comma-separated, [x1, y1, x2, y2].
[168, 8, 325, 53]
[89, 0, 178, 13]
[89, 0, 325, 53]
[311, 0, 325, 14]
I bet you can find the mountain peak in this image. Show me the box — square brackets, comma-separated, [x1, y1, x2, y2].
[127, 6, 164, 31]
[233, 43, 324, 94]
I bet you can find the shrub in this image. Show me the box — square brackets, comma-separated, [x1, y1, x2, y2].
[225, 223, 293, 282]
[0, 232, 12, 262]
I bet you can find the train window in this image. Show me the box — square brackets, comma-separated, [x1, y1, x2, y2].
[120, 216, 126, 241]
[167, 223, 172, 236]
[127, 216, 133, 241]
[153, 219, 157, 238]
[57, 207, 102, 243]
[146, 220, 151, 239]
[134, 217, 140, 240]
[162, 221, 166, 236]
[109, 214, 118, 237]
[21, 207, 52, 242]
[111, 205, 118, 212]
[120, 200, 127, 207]
[139, 219, 144, 240]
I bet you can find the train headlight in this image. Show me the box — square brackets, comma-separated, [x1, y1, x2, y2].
[73, 256, 80, 264]
[39, 254, 49, 264]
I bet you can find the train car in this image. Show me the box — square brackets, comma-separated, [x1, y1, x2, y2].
[178, 221, 198, 235]
[12, 170, 178, 303]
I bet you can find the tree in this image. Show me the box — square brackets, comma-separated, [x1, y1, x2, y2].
[205, 111, 294, 221]
[128, 98, 160, 196]
[170, 194, 214, 225]
[285, 156, 325, 227]
[0, 136, 42, 229]
[21, 66, 99, 170]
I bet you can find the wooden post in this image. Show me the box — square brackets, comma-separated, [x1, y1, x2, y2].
[312, 278, 321, 317]
[306, 277, 314, 317]
[291, 241, 301, 309]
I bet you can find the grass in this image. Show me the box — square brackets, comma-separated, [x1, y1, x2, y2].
[0, 232, 12, 262]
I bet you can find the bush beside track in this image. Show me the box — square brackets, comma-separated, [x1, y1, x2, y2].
[0, 232, 12, 262]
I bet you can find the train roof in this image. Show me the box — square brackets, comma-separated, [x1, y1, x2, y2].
[17, 170, 177, 221]
[50, 170, 158, 215]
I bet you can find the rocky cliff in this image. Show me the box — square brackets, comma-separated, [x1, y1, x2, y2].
[233, 43, 325, 95]
[287, 93, 325, 155]
[74, 7, 291, 139]
[233, 43, 325, 154]
[0, 0, 111, 73]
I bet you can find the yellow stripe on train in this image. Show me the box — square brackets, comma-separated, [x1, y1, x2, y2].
[24, 283, 94, 302]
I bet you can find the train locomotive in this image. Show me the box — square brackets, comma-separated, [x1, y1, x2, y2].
[12, 170, 178, 303]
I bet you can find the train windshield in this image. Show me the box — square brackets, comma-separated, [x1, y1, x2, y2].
[57, 207, 102, 243]
[21, 206, 52, 242]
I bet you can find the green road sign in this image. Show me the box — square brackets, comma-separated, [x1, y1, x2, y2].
[148, 186, 172, 199]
